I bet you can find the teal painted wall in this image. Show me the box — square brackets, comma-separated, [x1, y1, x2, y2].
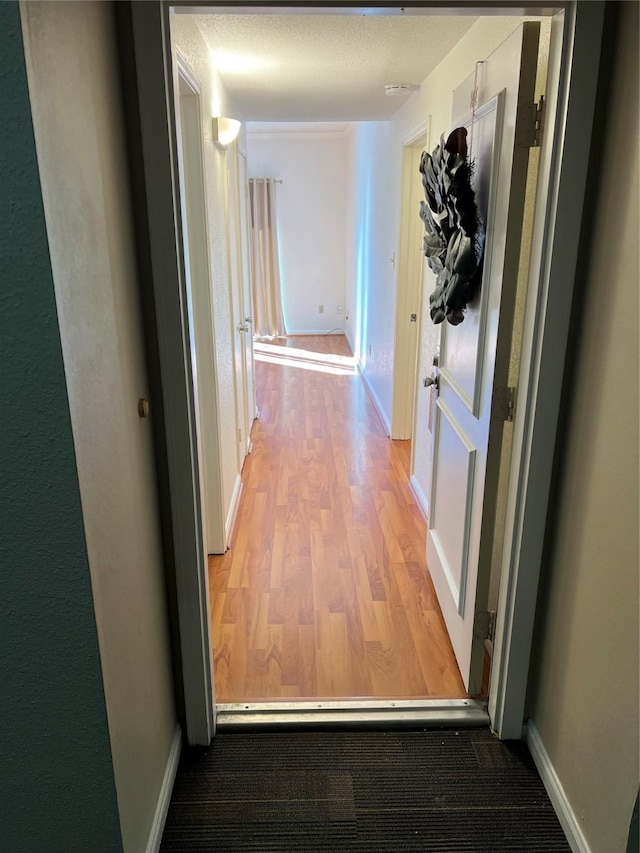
[0, 3, 123, 850]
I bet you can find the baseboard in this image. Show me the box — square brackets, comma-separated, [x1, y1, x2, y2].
[409, 474, 429, 523]
[359, 368, 391, 436]
[525, 721, 592, 853]
[225, 474, 243, 546]
[284, 329, 345, 336]
[344, 328, 355, 357]
[145, 725, 182, 853]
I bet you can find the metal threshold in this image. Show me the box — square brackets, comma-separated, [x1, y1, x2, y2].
[216, 698, 489, 729]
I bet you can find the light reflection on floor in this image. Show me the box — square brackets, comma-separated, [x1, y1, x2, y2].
[254, 341, 358, 376]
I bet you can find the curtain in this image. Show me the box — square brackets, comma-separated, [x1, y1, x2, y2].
[248, 178, 286, 338]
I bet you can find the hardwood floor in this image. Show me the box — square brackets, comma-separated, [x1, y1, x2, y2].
[209, 334, 466, 702]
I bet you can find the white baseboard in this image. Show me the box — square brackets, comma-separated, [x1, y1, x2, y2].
[145, 725, 182, 853]
[284, 329, 345, 336]
[526, 721, 592, 853]
[225, 473, 243, 547]
[344, 328, 356, 357]
[359, 367, 391, 436]
[409, 474, 429, 523]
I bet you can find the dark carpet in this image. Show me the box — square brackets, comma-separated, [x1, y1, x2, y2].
[160, 727, 569, 852]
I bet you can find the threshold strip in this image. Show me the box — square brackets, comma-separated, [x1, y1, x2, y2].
[215, 698, 489, 729]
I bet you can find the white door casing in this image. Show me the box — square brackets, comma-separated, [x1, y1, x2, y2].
[426, 23, 540, 693]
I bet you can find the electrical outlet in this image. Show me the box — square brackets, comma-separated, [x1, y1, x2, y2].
[337, 305, 343, 315]
[318, 304, 325, 314]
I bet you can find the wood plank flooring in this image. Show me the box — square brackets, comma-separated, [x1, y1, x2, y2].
[209, 334, 466, 702]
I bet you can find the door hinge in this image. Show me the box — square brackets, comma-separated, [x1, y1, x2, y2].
[517, 95, 545, 148]
[474, 610, 497, 644]
[492, 386, 516, 422]
[488, 610, 497, 644]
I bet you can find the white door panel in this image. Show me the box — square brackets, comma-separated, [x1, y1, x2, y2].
[427, 23, 540, 692]
[441, 98, 502, 416]
[430, 402, 477, 613]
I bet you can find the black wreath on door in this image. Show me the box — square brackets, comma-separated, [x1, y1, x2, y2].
[419, 127, 483, 326]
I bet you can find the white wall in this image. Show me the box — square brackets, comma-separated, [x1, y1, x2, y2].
[20, 3, 177, 850]
[346, 16, 538, 499]
[172, 15, 244, 534]
[527, 4, 639, 850]
[345, 121, 400, 429]
[247, 129, 349, 334]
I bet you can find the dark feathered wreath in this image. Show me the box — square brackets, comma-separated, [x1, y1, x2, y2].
[419, 127, 483, 326]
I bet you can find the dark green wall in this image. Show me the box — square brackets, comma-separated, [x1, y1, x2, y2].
[0, 3, 122, 850]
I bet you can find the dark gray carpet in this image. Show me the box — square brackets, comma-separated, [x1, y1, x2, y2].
[160, 727, 569, 852]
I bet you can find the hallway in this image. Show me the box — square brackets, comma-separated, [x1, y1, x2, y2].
[209, 335, 466, 703]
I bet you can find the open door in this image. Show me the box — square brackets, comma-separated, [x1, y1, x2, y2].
[391, 123, 430, 441]
[225, 143, 250, 475]
[238, 149, 257, 439]
[426, 22, 541, 694]
[174, 58, 226, 557]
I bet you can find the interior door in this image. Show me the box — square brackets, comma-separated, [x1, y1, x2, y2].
[175, 66, 226, 556]
[225, 143, 250, 470]
[238, 150, 257, 437]
[426, 22, 540, 693]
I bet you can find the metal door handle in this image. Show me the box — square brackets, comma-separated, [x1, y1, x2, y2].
[245, 316, 253, 324]
[423, 376, 439, 389]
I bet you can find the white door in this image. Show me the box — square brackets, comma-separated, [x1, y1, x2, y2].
[175, 65, 226, 556]
[225, 143, 250, 468]
[238, 151, 257, 432]
[426, 22, 541, 693]
[392, 135, 429, 441]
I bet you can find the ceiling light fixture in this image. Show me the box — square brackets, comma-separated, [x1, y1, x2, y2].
[212, 117, 241, 150]
[384, 83, 419, 97]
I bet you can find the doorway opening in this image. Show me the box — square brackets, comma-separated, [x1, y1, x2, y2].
[127, 0, 608, 740]
[167, 7, 551, 721]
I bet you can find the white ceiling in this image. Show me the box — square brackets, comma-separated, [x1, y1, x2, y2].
[189, 13, 477, 122]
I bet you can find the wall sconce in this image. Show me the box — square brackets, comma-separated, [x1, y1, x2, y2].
[212, 117, 241, 150]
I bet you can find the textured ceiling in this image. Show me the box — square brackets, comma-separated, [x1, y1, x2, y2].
[189, 13, 477, 121]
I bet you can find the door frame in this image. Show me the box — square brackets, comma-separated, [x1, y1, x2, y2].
[127, 6, 215, 746]
[390, 118, 430, 440]
[128, 1, 606, 742]
[237, 147, 258, 429]
[174, 53, 227, 557]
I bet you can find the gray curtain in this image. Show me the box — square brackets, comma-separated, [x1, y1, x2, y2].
[248, 178, 286, 338]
